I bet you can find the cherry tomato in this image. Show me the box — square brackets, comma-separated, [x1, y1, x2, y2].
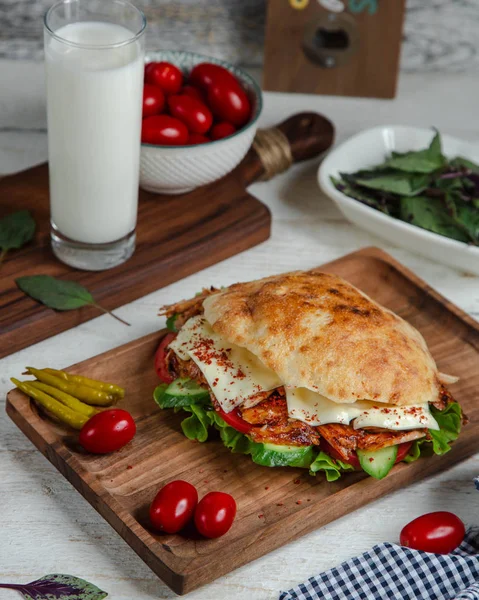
[141, 115, 189, 146]
[167, 94, 213, 135]
[400, 511, 465, 554]
[79, 409, 136, 454]
[207, 79, 251, 127]
[189, 62, 239, 91]
[142, 83, 165, 118]
[144, 62, 183, 95]
[188, 133, 210, 145]
[154, 332, 177, 383]
[216, 406, 252, 434]
[194, 491, 236, 538]
[150, 480, 198, 534]
[181, 84, 206, 103]
[210, 122, 237, 141]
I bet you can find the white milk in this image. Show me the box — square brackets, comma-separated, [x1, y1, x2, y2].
[45, 22, 144, 244]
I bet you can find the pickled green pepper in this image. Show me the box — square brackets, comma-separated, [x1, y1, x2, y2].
[43, 368, 124, 399]
[25, 367, 114, 406]
[28, 381, 98, 418]
[11, 378, 88, 430]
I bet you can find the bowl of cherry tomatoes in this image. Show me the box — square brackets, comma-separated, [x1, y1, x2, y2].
[140, 50, 262, 195]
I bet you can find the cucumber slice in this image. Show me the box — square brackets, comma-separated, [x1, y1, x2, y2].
[166, 378, 209, 399]
[357, 445, 398, 480]
[251, 443, 314, 468]
[154, 378, 210, 408]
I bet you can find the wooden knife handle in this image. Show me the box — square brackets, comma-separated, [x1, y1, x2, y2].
[238, 112, 335, 186]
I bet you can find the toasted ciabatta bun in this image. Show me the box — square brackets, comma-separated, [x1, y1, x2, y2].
[203, 270, 445, 407]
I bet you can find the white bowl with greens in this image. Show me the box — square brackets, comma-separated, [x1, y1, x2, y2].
[318, 126, 479, 274]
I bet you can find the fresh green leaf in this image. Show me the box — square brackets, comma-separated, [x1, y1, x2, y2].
[0, 210, 36, 263]
[354, 172, 430, 196]
[166, 313, 178, 332]
[455, 203, 479, 245]
[180, 404, 212, 442]
[0, 574, 107, 599]
[383, 131, 446, 173]
[15, 275, 130, 326]
[399, 196, 470, 242]
[429, 402, 462, 455]
[16, 275, 94, 310]
[450, 156, 479, 173]
[331, 176, 389, 211]
[309, 451, 355, 482]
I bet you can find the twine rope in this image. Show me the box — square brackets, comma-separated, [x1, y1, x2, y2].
[252, 127, 293, 180]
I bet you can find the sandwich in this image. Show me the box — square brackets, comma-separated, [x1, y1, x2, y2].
[153, 270, 463, 480]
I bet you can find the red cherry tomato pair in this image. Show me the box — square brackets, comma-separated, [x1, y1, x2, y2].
[400, 511, 465, 554]
[79, 409, 136, 454]
[141, 61, 249, 145]
[149, 480, 236, 538]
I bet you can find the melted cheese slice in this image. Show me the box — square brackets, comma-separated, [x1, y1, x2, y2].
[169, 315, 282, 412]
[285, 387, 439, 431]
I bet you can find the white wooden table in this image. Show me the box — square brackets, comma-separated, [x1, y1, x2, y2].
[1, 67, 478, 599]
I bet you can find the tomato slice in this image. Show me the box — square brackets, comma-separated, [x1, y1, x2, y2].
[154, 332, 177, 383]
[215, 406, 252, 434]
[395, 440, 413, 463]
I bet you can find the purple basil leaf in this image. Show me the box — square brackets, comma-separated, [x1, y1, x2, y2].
[0, 574, 108, 600]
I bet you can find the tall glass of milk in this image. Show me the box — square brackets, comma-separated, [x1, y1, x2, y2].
[44, 0, 146, 270]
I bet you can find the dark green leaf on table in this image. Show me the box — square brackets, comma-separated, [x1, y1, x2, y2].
[15, 275, 130, 325]
[0, 210, 36, 261]
[0, 573, 108, 600]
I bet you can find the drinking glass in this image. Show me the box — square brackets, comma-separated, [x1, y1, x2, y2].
[44, 0, 146, 270]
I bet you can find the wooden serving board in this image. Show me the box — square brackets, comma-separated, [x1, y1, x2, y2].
[0, 112, 334, 359]
[6, 247, 479, 595]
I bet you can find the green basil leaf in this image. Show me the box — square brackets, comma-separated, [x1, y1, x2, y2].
[15, 275, 130, 325]
[450, 156, 479, 173]
[354, 172, 430, 196]
[0, 210, 36, 259]
[399, 196, 470, 242]
[331, 175, 389, 212]
[383, 131, 446, 173]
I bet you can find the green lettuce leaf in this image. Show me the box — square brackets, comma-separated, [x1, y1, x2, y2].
[180, 404, 213, 442]
[404, 402, 462, 462]
[309, 451, 355, 482]
[429, 402, 462, 455]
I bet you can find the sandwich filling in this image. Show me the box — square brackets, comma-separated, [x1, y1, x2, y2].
[157, 277, 463, 480]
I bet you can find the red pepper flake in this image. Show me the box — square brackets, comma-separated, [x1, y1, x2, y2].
[369, 457, 374, 462]
[258, 514, 264, 519]
[296, 500, 302, 505]
[126, 465, 133, 470]
[276, 503, 284, 507]
[264, 486, 270, 490]
[203, 480, 209, 484]
[293, 479, 301, 485]
[199, 469, 204, 473]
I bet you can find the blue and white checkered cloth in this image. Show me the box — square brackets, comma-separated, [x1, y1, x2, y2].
[279, 528, 479, 600]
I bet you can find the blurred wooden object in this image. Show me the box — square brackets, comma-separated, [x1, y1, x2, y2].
[263, 0, 406, 99]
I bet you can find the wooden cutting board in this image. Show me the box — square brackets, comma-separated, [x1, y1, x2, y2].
[0, 112, 334, 359]
[7, 247, 479, 595]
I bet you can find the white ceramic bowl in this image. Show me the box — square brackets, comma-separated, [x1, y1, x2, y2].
[318, 125, 479, 274]
[140, 50, 262, 195]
